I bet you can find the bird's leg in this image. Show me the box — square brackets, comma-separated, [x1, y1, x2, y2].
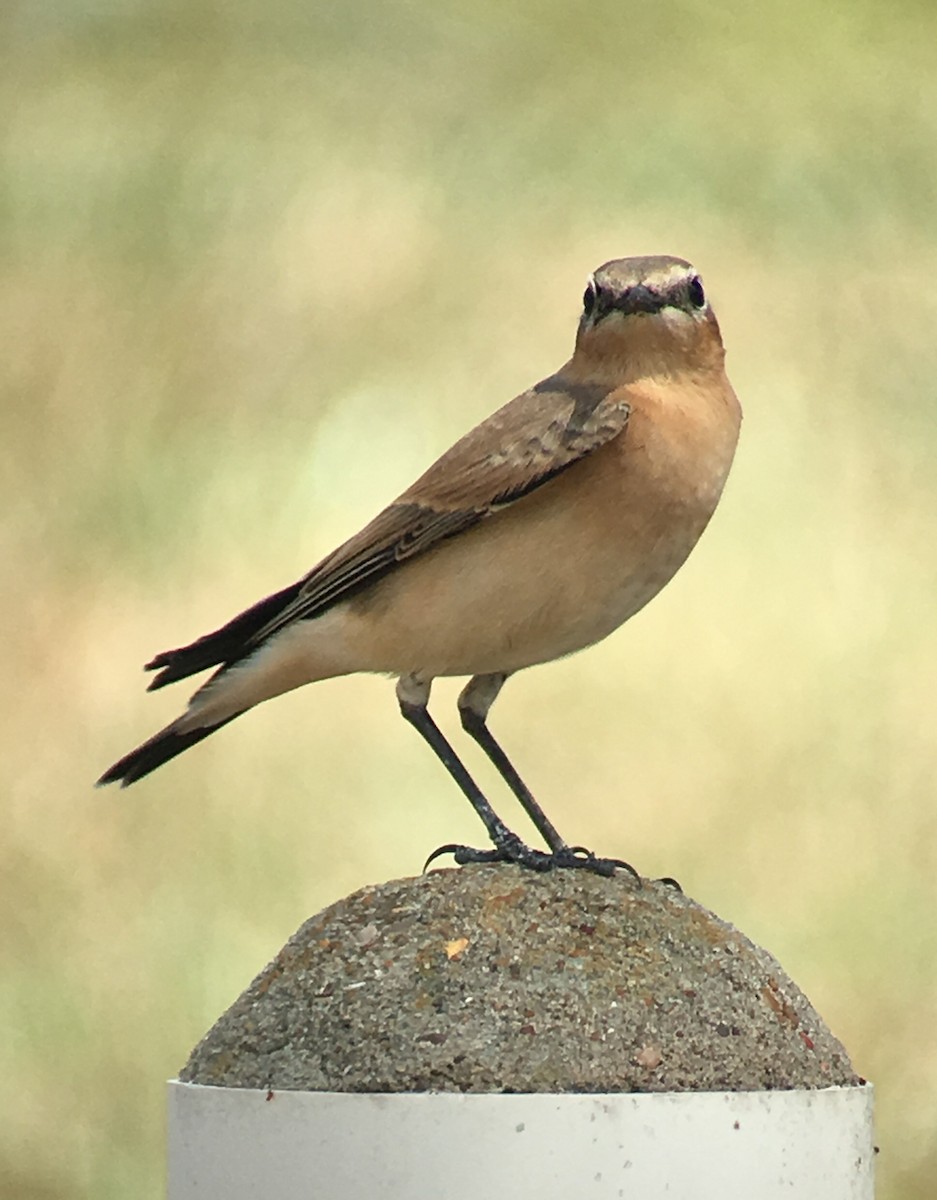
[457, 673, 567, 852]
[454, 673, 639, 881]
[397, 673, 636, 879]
[396, 675, 554, 872]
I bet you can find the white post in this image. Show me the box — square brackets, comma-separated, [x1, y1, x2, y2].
[168, 1083, 874, 1199]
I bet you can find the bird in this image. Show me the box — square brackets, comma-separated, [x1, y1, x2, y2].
[98, 254, 741, 876]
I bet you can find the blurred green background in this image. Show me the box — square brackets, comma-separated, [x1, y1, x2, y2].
[3, 0, 936, 1196]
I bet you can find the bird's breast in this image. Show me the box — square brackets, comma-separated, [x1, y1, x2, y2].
[333, 373, 740, 679]
[510, 373, 739, 650]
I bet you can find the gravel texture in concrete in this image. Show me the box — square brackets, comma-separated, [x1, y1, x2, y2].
[179, 865, 858, 1093]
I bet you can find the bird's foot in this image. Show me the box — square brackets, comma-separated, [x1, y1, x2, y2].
[424, 837, 640, 881]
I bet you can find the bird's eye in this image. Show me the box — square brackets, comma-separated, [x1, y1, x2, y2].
[582, 281, 598, 318]
[687, 276, 706, 308]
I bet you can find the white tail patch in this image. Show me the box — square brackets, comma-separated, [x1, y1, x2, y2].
[177, 609, 356, 730]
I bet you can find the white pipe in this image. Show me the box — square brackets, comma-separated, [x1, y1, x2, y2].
[168, 1080, 874, 1199]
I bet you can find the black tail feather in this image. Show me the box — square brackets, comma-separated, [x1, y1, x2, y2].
[145, 579, 304, 691]
[96, 713, 243, 787]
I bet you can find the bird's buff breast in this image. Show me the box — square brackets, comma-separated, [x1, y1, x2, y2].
[337, 391, 739, 680]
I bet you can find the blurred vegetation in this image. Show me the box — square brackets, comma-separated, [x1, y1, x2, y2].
[3, 0, 936, 1196]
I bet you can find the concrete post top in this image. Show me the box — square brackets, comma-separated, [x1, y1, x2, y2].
[180, 865, 859, 1093]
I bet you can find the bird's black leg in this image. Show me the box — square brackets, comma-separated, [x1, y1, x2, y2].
[457, 673, 567, 852]
[455, 673, 639, 881]
[396, 675, 554, 872]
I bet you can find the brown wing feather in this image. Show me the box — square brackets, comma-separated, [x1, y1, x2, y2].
[245, 374, 631, 645]
[145, 372, 632, 688]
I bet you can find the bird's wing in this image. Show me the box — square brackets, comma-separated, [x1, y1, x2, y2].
[145, 373, 630, 688]
[255, 373, 631, 638]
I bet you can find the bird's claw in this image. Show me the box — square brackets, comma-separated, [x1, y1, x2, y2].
[423, 840, 552, 873]
[564, 845, 641, 881]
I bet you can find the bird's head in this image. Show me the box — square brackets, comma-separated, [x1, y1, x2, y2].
[574, 256, 724, 378]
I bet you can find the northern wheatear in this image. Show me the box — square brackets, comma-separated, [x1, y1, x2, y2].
[99, 255, 741, 875]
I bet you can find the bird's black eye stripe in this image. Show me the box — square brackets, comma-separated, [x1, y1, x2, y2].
[582, 281, 597, 317]
[687, 276, 705, 308]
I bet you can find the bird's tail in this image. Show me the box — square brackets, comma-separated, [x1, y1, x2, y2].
[99, 575, 334, 787]
[96, 711, 243, 788]
[143, 579, 304, 691]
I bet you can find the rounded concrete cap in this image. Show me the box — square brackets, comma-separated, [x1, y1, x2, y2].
[180, 866, 858, 1093]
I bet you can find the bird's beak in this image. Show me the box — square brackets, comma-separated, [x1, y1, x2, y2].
[616, 284, 663, 316]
